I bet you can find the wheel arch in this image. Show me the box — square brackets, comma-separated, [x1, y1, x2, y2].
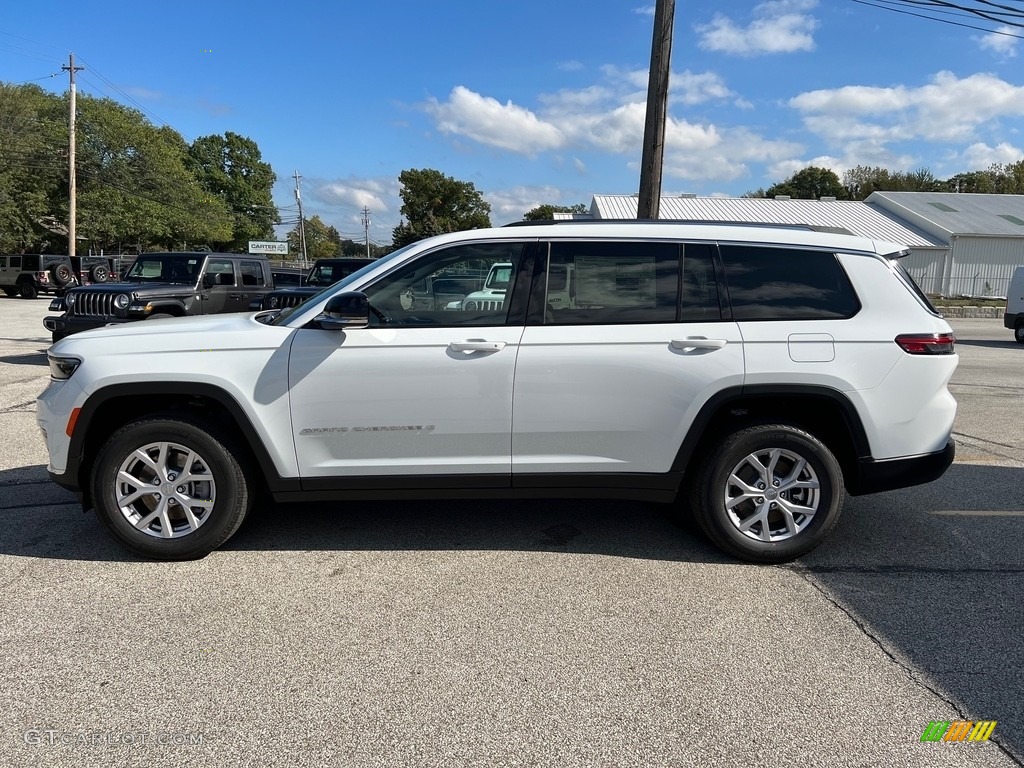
[672, 385, 871, 492]
[147, 302, 188, 317]
[68, 382, 299, 509]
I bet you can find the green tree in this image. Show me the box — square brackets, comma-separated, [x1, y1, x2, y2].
[188, 132, 278, 251]
[0, 84, 67, 252]
[763, 166, 848, 200]
[843, 166, 940, 199]
[74, 94, 233, 251]
[943, 169, 999, 194]
[523, 203, 588, 220]
[391, 168, 491, 248]
[287, 214, 341, 260]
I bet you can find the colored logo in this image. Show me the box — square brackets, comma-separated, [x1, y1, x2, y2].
[920, 720, 997, 742]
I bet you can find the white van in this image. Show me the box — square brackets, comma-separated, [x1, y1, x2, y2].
[1005, 266, 1024, 344]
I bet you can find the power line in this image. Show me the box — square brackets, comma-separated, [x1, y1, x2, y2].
[850, 0, 1024, 36]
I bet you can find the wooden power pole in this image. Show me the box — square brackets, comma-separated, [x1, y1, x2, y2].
[637, 0, 675, 220]
[62, 53, 83, 256]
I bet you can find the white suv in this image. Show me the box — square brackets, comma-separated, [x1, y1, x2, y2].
[37, 222, 958, 563]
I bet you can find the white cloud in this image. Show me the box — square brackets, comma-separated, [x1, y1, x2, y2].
[696, 0, 818, 56]
[959, 141, 1024, 169]
[426, 86, 564, 154]
[422, 65, 792, 185]
[484, 185, 588, 223]
[977, 26, 1019, 58]
[558, 60, 584, 72]
[791, 71, 1024, 146]
[633, 5, 655, 16]
[672, 70, 735, 105]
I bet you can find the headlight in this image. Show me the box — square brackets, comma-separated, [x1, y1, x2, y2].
[65, 293, 76, 307]
[48, 354, 82, 380]
[114, 293, 130, 310]
[463, 301, 477, 311]
[268, 296, 279, 308]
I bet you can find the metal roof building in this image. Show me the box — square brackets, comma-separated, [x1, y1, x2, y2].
[867, 192, 1024, 297]
[581, 193, 1024, 297]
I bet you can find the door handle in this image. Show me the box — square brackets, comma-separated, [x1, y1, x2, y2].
[229, 293, 241, 299]
[671, 337, 728, 350]
[449, 341, 506, 353]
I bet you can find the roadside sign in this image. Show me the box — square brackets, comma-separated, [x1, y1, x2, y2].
[248, 241, 289, 255]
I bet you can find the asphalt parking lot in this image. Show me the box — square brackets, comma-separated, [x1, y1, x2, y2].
[1, 297, 1021, 767]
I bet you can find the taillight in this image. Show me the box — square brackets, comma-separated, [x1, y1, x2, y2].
[895, 333, 956, 355]
[36, 271, 50, 283]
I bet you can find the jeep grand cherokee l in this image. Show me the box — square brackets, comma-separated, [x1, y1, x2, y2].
[37, 222, 957, 563]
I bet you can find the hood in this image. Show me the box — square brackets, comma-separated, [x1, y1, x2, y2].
[70, 281, 197, 297]
[52, 311, 268, 348]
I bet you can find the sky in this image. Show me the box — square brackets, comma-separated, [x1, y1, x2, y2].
[3, 0, 1024, 246]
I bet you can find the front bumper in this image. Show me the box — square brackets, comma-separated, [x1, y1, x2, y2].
[1005, 311, 1021, 330]
[850, 438, 955, 495]
[44, 315, 132, 336]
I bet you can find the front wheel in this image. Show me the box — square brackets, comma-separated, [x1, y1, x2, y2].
[687, 424, 845, 563]
[18, 281, 38, 299]
[91, 417, 252, 560]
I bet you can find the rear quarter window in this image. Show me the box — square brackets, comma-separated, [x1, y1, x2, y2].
[719, 245, 860, 320]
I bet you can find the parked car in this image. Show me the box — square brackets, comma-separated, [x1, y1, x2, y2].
[38, 222, 958, 563]
[1005, 266, 1024, 343]
[43, 251, 273, 342]
[69, 255, 113, 286]
[0, 254, 77, 299]
[254, 258, 377, 310]
[270, 267, 307, 287]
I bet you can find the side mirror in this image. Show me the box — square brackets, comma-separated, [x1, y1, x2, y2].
[202, 274, 215, 289]
[316, 291, 369, 330]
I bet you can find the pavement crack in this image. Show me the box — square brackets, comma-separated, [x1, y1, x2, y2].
[789, 567, 1024, 766]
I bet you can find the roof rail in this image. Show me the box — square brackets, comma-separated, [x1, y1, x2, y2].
[503, 218, 815, 231]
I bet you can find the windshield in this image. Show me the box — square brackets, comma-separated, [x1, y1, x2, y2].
[484, 264, 512, 290]
[125, 254, 202, 284]
[266, 244, 416, 326]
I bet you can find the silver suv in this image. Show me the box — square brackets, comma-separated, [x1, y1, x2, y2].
[37, 222, 958, 563]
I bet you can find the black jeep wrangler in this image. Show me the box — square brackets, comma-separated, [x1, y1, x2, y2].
[44, 252, 273, 342]
[253, 257, 377, 310]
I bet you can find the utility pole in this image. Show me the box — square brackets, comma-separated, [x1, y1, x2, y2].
[63, 53, 83, 256]
[637, 0, 675, 220]
[293, 170, 308, 267]
[361, 207, 371, 258]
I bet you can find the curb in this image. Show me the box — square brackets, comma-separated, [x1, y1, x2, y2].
[935, 306, 1004, 319]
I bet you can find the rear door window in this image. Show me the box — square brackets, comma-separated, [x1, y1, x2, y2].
[719, 245, 860, 320]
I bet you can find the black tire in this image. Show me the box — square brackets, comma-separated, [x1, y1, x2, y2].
[18, 281, 38, 300]
[90, 264, 110, 283]
[687, 424, 845, 564]
[51, 263, 74, 287]
[1015, 323, 1024, 344]
[3, 288, 17, 298]
[91, 417, 252, 560]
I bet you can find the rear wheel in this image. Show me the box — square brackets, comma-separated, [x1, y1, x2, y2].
[18, 281, 38, 299]
[687, 424, 844, 563]
[90, 264, 111, 283]
[50, 264, 74, 287]
[1015, 323, 1024, 344]
[91, 417, 252, 560]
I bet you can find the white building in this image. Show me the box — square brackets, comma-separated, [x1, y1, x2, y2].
[577, 192, 1024, 297]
